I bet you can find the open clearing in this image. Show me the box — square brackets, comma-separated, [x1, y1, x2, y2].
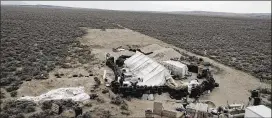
[17, 27, 270, 117]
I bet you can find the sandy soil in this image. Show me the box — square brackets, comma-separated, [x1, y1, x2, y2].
[17, 27, 270, 117]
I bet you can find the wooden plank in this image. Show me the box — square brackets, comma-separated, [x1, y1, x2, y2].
[162, 110, 177, 118]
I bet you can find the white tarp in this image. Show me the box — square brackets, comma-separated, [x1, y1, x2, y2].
[124, 51, 172, 86]
[162, 60, 188, 78]
[18, 86, 90, 102]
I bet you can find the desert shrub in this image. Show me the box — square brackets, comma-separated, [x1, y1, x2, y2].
[268, 95, 271, 101]
[92, 108, 111, 118]
[81, 111, 92, 118]
[1, 5, 270, 96]
[0, 90, 5, 98]
[0, 112, 9, 118]
[29, 110, 56, 118]
[121, 111, 130, 115]
[2, 6, 118, 94]
[96, 97, 105, 103]
[111, 96, 124, 105]
[9, 113, 25, 118]
[120, 103, 128, 110]
[263, 101, 272, 109]
[10, 91, 17, 97]
[41, 100, 53, 110]
[54, 99, 77, 108]
[6, 85, 19, 92]
[258, 87, 271, 94]
[1, 100, 36, 117]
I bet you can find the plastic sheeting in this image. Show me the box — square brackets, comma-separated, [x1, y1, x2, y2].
[188, 80, 200, 94]
[18, 86, 90, 102]
[124, 51, 172, 86]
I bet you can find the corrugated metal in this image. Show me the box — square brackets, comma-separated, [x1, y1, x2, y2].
[124, 51, 171, 86]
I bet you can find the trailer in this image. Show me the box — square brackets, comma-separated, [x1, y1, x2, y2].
[245, 105, 271, 118]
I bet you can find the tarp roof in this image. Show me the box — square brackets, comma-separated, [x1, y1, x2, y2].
[124, 51, 172, 86]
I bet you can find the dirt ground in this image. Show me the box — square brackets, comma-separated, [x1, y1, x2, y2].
[17, 27, 270, 117]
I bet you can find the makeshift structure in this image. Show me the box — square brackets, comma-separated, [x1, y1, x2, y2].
[186, 103, 210, 118]
[106, 50, 219, 100]
[162, 60, 189, 79]
[123, 51, 173, 86]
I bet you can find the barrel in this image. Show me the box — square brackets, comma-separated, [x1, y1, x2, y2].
[251, 90, 259, 98]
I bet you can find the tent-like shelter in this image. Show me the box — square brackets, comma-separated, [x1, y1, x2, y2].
[123, 51, 172, 86]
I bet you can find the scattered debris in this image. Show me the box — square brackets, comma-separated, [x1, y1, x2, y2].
[102, 89, 109, 94]
[145, 108, 153, 118]
[73, 74, 78, 77]
[129, 48, 153, 55]
[83, 100, 92, 107]
[121, 110, 130, 115]
[103, 70, 107, 81]
[151, 102, 179, 118]
[89, 94, 98, 99]
[186, 102, 210, 118]
[92, 108, 112, 118]
[94, 77, 101, 88]
[112, 46, 125, 52]
[116, 55, 131, 67]
[94, 77, 101, 84]
[89, 73, 94, 76]
[54, 73, 62, 78]
[111, 96, 124, 105]
[96, 97, 105, 103]
[18, 86, 90, 101]
[162, 109, 177, 118]
[51, 103, 60, 114]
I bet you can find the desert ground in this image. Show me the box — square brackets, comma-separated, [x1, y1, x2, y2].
[1, 5, 271, 118]
[12, 27, 270, 117]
